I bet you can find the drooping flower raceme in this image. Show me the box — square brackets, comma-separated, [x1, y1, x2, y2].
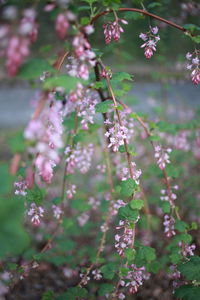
[115, 220, 139, 256]
[160, 185, 178, 207]
[186, 50, 200, 85]
[119, 264, 150, 296]
[105, 121, 129, 152]
[24, 93, 64, 183]
[103, 18, 128, 44]
[3, 8, 38, 76]
[163, 214, 176, 238]
[66, 184, 76, 199]
[55, 13, 70, 39]
[52, 205, 62, 219]
[14, 179, 28, 196]
[27, 203, 44, 226]
[139, 26, 160, 59]
[66, 26, 95, 80]
[65, 143, 94, 174]
[154, 145, 172, 170]
[64, 84, 99, 131]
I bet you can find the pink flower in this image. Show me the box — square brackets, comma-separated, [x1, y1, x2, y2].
[103, 18, 128, 44]
[27, 203, 44, 226]
[55, 13, 69, 39]
[140, 26, 160, 59]
[185, 50, 200, 85]
[66, 184, 76, 199]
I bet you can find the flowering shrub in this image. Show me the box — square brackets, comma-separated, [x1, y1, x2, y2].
[0, 1, 200, 300]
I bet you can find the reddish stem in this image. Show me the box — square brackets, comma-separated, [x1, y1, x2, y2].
[91, 8, 188, 34]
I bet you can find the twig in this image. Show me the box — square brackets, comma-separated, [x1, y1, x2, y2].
[91, 8, 190, 35]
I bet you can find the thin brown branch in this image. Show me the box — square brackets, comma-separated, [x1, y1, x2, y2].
[91, 8, 189, 34]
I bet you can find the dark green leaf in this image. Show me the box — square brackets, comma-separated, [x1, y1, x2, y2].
[118, 205, 139, 222]
[175, 285, 200, 300]
[175, 220, 188, 233]
[130, 199, 144, 210]
[100, 263, 117, 280]
[95, 100, 113, 113]
[120, 178, 136, 197]
[178, 256, 200, 281]
[112, 72, 133, 82]
[56, 287, 88, 300]
[43, 75, 81, 91]
[98, 283, 114, 296]
[18, 59, 55, 79]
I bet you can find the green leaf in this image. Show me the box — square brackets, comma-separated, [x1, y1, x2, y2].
[18, 58, 55, 79]
[98, 283, 114, 296]
[146, 261, 160, 274]
[8, 131, 25, 153]
[100, 263, 117, 280]
[178, 256, 200, 281]
[73, 131, 88, 143]
[0, 197, 29, 259]
[118, 205, 139, 222]
[135, 246, 156, 266]
[130, 199, 144, 210]
[120, 178, 136, 197]
[26, 185, 45, 205]
[175, 285, 200, 300]
[149, 135, 161, 142]
[92, 81, 104, 89]
[63, 112, 78, 130]
[170, 251, 182, 264]
[159, 201, 171, 213]
[43, 75, 81, 91]
[80, 17, 90, 25]
[190, 222, 198, 230]
[175, 220, 188, 233]
[95, 100, 113, 113]
[112, 72, 133, 82]
[56, 287, 88, 300]
[42, 290, 55, 300]
[190, 35, 200, 44]
[125, 248, 136, 262]
[183, 24, 200, 33]
[175, 233, 192, 244]
[148, 2, 161, 9]
[119, 267, 129, 277]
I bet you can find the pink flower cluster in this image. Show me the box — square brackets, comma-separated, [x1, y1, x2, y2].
[92, 269, 102, 280]
[154, 145, 172, 170]
[14, 179, 28, 196]
[119, 265, 150, 296]
[66, 184, 76, 199]
[24, 94, 63, 183]
[120, 162, 142, 184]
[139, 26, 160, 59]
[174, 130, 190, 151]
[178, 241, 196, 257]
[66, 26, 95, 80]
[160, 185, 178, 207]
[52, 205, 62, 219]
[186, 50, 200, 85]
[105, 120, 129, 152]
[163, 214, 176, 238]
[103, 18, 128, 44]
[115, 220, 137, 256]
[64, 84, 99, 130]
[27, 203, 44, 226]
[0, 8, 38, 76]
[77, 89, 98, 130]
[65, 143, 94, 174]
[55, 13, 69, 39]
[77, 212, 90, 227]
